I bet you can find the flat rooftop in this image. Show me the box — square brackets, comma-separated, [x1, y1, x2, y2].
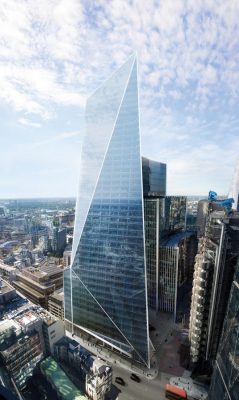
[41, 357, 87, 400]
[0, 280, 15, 294]
[16, 310, 39, 327]
[0, 263, 16, 272]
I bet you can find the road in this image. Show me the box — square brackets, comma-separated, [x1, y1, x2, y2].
[110, 364, 169, 400]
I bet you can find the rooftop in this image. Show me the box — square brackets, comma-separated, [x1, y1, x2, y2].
[160, 231, 195, 248]
[0, 263, 16, 272]
[0, 280, 15, 294]
[40, 357, 87, 400]
[16, 310, 39, 327]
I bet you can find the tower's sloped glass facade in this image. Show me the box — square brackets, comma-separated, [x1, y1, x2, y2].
[72, 55, 138, 261]
[64, 56, 150, 367]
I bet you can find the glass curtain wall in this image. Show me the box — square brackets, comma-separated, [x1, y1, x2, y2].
[64, 55, 149, 367]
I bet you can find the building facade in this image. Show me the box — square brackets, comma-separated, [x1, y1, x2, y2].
[48, 289, 64, 320]
[64, 55, 150, 367]
[13, 264, 63, 309]
[209, 259, 239, 400]
[142, 157, 166, 198]
[163, 196, 186, 235]
[189, 208, 239, 367]
[159, 231, 197, 321]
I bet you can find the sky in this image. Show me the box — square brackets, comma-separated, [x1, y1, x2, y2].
[1, 0, 239, 198]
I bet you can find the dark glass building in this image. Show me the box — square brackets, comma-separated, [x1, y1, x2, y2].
[164, 196, 186, 234]
[142, 157, 166, 197]
[64, 55, 150, 367]
[209, 258, 239, 400]
[144, 198, 165, 310]
[142, 157, 166, 310]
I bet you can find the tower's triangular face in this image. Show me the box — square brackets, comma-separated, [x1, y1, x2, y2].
[72, 55, 136, 260]
[64, 55, 149, 366]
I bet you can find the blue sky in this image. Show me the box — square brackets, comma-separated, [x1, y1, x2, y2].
[1, 0, 239, 198]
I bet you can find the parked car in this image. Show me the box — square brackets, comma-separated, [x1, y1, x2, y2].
[115, 377, 125, 386]
[130, 373, 141, 383]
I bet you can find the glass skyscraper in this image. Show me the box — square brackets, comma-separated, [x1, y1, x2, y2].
[209, 259, 239, 399]
[64, 55, 150, 367]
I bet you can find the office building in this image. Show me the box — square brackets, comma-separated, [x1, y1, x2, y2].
[196, 199, 224, 238]
[42, 316, 65, 355]
[52, 226, 67, 255]
[0, 262, 17, 283]
[144, 198, 164, 309]
[13, 264, 63, 309]
[159, 231, 197, 321]
[0, 317, 43, 390]
[229, 158, 239, 211]
[64, 55, 150, 367]
[48, 289, 64, 320]
[142, 157, 166, 310]
[0, 279, 16, 304]
[209, 258, 239, 400]
[142, 156, 166, 197]
[63, 244, 72, 267]
[189, 208, 239, 367]
[144, 194, 187, 311]
[163, 196, 187, 235]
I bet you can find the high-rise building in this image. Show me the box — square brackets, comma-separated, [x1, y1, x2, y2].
[64, 55, 150, 367]
[209, 258, 239, 400]
[63, 244, 72, 267]
[228, 158, 239, 211]
[163, 196, 187, 235]
[52, 227, 67, 255]
[159, 231, 197, 321]
[144, 198, 164, 310]
[189, 207, 239, 368]
[142, 157, 166, 198]
[144, 194, 187, 312]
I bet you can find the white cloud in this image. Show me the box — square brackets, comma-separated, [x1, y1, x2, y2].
[18, 117, 41, 128]
[0, 0, 239, 119]
[1, 0, 239, 196]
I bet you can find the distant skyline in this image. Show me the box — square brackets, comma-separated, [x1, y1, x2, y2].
[1, 1, 239, 198]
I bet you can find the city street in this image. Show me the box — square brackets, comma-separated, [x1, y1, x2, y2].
[110, 364, 170, 400]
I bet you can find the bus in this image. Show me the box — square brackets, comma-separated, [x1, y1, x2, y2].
[165, 384, 187, 399]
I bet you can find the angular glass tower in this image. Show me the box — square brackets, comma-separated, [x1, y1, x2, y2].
[64, 55, 150, 367]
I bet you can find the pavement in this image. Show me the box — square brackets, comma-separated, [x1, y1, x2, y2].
[109, 364, 171, 400]
[66, 311, 191, 400]
[66, 331, 159, 380]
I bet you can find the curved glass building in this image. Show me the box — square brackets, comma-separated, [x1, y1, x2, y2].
[64, 55, 150, 367]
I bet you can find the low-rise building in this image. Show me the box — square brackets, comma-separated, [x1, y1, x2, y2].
[48, 289, 64, 320]
[54, 337, 112, 400]
[0, 318, 43, 390]
[42, 316, 65, 355]
[86, 359, 112, 400]
[40, 356, 87, 400]
[0, 280, 16, 304]
[12, 264, 63, 309]
[0, 262, 17, 283]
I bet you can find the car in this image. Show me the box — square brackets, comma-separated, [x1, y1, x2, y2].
[149, 324, 156, 331]
[130, 373, 141, 383]
[115, 377, 125, 386]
